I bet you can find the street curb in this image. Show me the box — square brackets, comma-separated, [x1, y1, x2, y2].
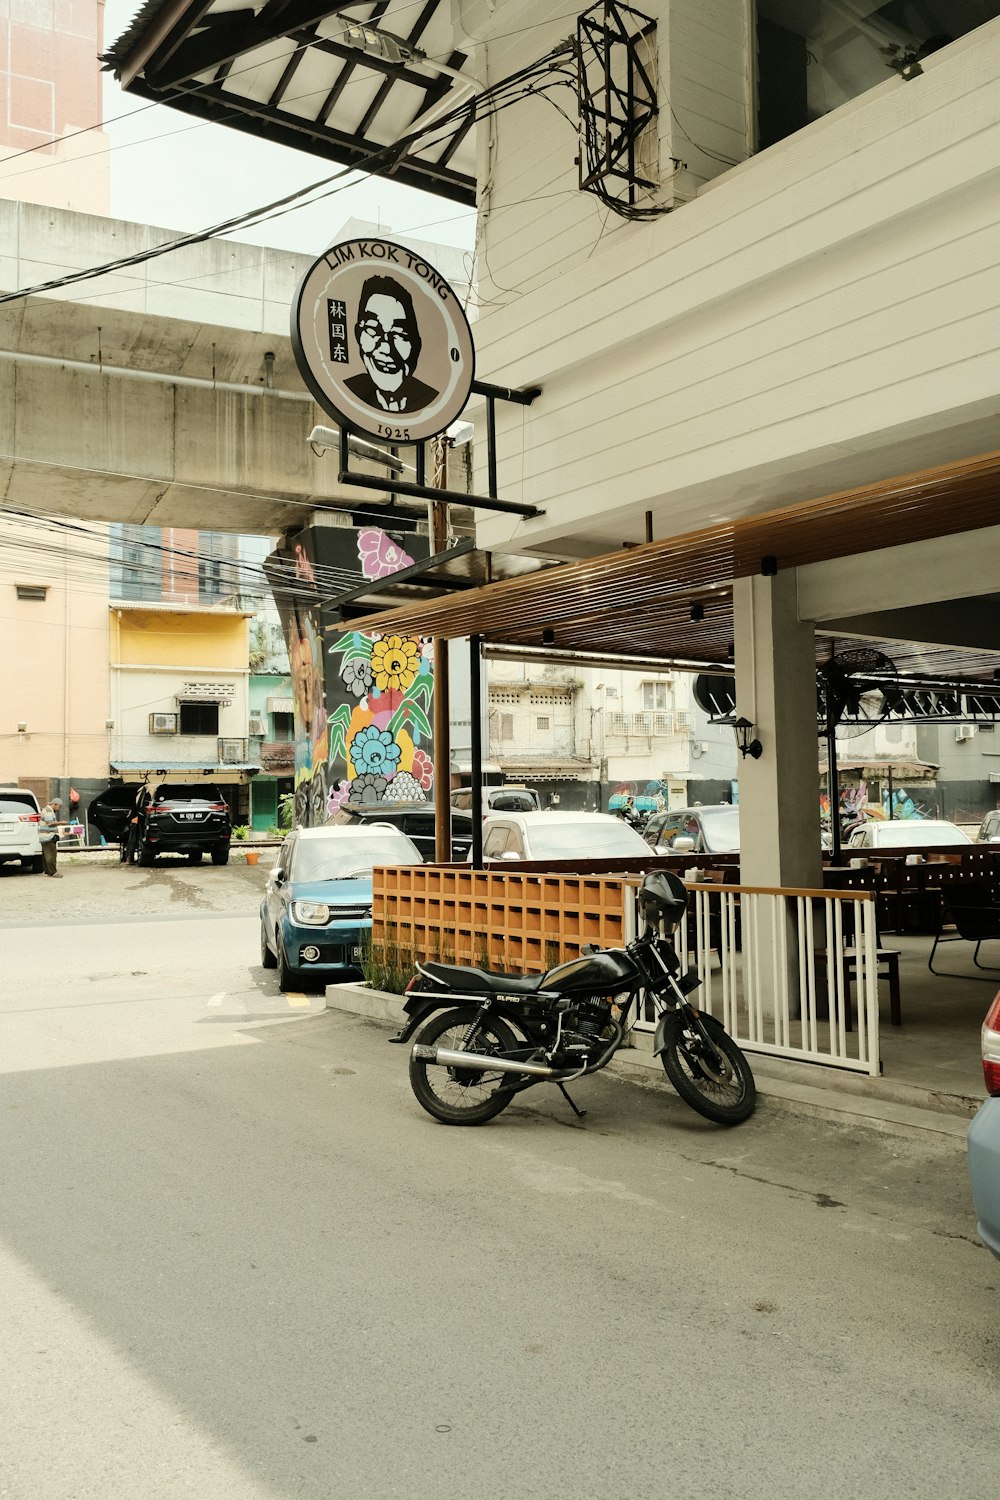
[325, 983, 972, 1145]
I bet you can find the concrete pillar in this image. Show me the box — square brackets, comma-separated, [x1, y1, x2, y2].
[733, 572, 822, 889]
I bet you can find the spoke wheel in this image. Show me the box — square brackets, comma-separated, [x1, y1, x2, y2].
[660, 1011, 756, 1125]
[409, 1006, 518, 1126]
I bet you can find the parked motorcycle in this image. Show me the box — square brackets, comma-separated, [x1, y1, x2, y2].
[389, 871, 756, 1128]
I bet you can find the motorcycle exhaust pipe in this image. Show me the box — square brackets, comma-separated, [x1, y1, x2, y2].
[412, 1044, 561, 1078]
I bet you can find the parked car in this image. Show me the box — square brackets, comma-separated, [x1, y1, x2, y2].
[451, 784, 541, 814]
[325, 800, 474, 861]
[480, 810, 651, 863]
[967, 992, 1000, 1262]
[975, 809, 1000, 844]
[90, 781, 233, 865]
[0, 786, 43, 873]
[260, 823, 422, 992]
[844, 819, 972, 851]
[643, 804, 741, 855]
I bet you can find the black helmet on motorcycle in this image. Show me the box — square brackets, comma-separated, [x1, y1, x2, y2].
[637, 870, 687, 930]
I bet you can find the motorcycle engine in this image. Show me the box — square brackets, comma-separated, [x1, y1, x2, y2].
[557, 996, 615, 1055]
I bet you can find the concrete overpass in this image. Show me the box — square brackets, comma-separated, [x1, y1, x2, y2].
[0, 200, 388, 536]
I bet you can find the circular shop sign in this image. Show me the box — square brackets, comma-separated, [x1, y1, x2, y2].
[291, 238, 475, 445]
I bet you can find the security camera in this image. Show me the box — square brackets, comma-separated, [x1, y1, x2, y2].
[105, 719, 115, 729]
[16, 721, 26, 733]
[447, 419, 475, 447]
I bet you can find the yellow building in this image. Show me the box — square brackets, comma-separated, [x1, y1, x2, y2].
[109, 602, 257, 814]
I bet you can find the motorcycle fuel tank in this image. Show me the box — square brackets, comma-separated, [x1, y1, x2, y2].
[541, 950, 637, 996]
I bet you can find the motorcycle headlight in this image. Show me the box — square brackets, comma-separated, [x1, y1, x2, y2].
[291, 901, 331, 926]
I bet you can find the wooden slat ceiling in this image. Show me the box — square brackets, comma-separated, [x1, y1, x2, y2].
[104, 0, 476, 204]
[347, 447, 1000, 679]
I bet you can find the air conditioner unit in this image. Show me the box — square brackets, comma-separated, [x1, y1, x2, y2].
[149, 712, 178, 735]
[219, 738, 244, 763]
[955, 725, 976, 742]
[248, 715, 267, 737]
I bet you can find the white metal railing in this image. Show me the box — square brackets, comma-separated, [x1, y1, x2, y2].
[629, 882, 880, 1076]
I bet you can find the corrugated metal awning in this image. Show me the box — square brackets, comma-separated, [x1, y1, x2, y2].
[267, 697, 294, 715]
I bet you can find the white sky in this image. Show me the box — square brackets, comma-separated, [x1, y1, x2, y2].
[101, 0, 477, 257]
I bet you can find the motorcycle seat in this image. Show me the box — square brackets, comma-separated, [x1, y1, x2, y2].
[420, 961, 546, 995]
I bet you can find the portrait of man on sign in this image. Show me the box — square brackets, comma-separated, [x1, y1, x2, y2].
[344, 275, 438, 414]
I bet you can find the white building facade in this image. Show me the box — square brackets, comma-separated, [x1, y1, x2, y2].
[457, 0, 1000, 885]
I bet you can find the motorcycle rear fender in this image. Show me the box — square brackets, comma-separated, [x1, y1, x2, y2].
[388, 992, 533, 1046]
[388, 994, 444, 1044]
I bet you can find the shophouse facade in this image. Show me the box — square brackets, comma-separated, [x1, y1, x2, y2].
[486, 656, 736, 809]
[0, 511, 111, 811]
[108, 601, 257, 821]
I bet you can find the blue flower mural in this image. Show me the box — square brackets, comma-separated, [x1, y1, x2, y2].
[350, 725, 402, 776]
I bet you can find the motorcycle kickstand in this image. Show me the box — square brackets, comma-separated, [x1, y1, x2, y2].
[557, 1083, 587, 1119]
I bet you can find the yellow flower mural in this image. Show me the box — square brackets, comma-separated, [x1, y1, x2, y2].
[371, 634, 420, 692]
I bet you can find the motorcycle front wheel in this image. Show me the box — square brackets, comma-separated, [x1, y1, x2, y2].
[660, 1011, 756, 1125]
[409, 1006, 518, 1126]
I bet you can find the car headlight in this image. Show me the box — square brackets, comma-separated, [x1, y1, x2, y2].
[291, 901, 331, 925]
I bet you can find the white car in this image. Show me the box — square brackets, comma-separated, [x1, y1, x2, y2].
[0, 786, 43, 873]
[480, 810, 652, 863]
[845, 818, 972, 851]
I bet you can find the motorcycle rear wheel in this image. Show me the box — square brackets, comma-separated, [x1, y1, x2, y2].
[660, 1011, 756, 1125]
[409, 1006, 518, 1126]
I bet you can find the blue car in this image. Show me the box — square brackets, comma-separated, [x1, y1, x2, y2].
[968, 992, 1000, 1261]
[260, 824, 422, 993]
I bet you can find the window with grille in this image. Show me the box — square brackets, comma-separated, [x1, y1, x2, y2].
[499, 713, 514, 741]
[536, 716, 551, 731]
[642, 681, 669, 710]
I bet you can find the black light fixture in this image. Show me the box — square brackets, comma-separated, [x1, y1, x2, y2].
[541, 627, 555, 646]
[690, 602, 704, 622]
[733, 716, 763, 759]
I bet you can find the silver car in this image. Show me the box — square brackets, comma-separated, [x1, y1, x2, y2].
[967, 992, 1000, 1261]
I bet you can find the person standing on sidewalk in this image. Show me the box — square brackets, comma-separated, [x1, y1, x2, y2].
[39, 797, 63, 877]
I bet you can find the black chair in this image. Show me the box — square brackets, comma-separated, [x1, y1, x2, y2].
[928, 881, 1000, 979]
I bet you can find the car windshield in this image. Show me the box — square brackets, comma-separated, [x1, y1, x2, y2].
[697, 808, 741, 852]
[525, 820, 651, 859]
[874, 822, 970, 847]
[291, 833, 420, 882]
[491, 792, 537, 812]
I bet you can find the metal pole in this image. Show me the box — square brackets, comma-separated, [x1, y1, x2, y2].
[470, 634, 484, 869]
[887, 765, 894, 820]
[827, 723, 842, 864]
[431, 436, 451, 864]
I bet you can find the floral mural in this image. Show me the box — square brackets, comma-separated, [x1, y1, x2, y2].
[265, 524, 435, 826]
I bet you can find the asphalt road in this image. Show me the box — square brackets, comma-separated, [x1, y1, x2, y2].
[0, 866, 997, 1499]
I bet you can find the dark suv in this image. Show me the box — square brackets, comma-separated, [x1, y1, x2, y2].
[324, 801, 474, 861]
[89, 782, 232, 866]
